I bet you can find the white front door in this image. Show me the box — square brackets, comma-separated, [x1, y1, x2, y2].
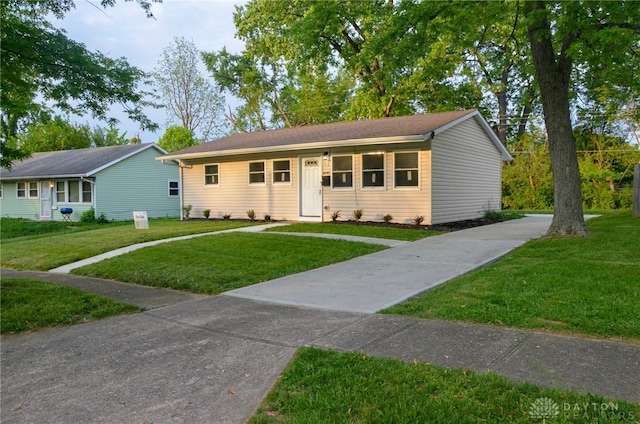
[40, 180, 52, 221]
[300, 157, 322, 218]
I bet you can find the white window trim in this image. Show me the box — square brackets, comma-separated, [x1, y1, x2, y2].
[361, 152, 386, 190]
[54, 180, 93, 203]
[204, 164, 220, 186]
[168, 179, 180, 197]
[393, 151, 421, 190]
[249, 160, 266, 185]
[17, 181, 39, 199]
[272, 159, 292, 185]
[331, 155, 354, 190]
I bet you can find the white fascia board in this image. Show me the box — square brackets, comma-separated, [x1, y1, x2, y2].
[158, 135, 428, 162]
[1, 174, 85, 181]
[86, 143, 162, 177]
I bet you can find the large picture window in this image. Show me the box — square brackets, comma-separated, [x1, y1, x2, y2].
[273, 160, 291, 183]
[332, 155, 353, 188]
[394, 152, 419, 187]
[362, 153, 385, 188]
[249, 161, 265, 184]
[205, 164, 219, 185]
[54, 180, 92, 203]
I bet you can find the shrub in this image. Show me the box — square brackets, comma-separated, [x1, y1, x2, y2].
[203, 209, 211, 219]
[182, 204, 192, 219]
[413, 215, 425, 226]
[352, 209, 363, 223]
[264, 214, 272, 222]
[247, 210, 256, 221]
[223, 213, 232, 220]
[331, 211, 341, 222]
[383, 214, 393, 223]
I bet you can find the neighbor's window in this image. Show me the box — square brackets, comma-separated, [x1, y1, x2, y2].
[249, 161, 265, 184]
[82, 181, 92, 203]
[394, 152, 419, 187]
[362, 153, 385, 188]
[55, 181, 66, 202]
[0, 183, 3, 199]
[168, 180, 180, 197]
[17, 182, 26, 198]
[68, 180, 80, 202]
[28, 182, 39, 198]
[273, 160, 291, 183]
[204, 164, 219, 185]
[332, 155, 353, 188]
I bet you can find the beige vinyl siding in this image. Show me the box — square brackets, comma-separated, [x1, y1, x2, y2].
[183, 154, 299, 221]
[431, 118, 502, 224]
[322, 145, 432, 225]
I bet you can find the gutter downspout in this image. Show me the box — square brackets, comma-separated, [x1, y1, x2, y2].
[80, 177, 97, 219]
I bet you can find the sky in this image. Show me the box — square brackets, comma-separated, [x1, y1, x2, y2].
[53, 0, 248, 142]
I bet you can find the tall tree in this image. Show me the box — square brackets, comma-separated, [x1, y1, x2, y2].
[157, 125, 196, 152]
[524, 1, 640, 236]
[154, 37, 226, 141]
[0, 0, 160, 169]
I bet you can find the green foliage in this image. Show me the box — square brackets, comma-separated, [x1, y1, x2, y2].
[383, 214, 393, 223]
[0, 278, 141, 334]
[247, 209, 256, 221]
[80, 208, 108, 224]
[267, 222, 441, 242]
[203, 209, 211, 219]
[182, 204, 193, 219]
[158, 125, 196, 152]
[0, 0, 159, 168]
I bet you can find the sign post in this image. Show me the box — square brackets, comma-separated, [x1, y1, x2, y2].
[133, 211, 149, 229]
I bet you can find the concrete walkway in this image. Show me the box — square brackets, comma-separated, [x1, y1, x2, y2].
[2, 215, 639, 423]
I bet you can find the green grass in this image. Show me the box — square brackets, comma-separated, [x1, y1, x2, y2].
[384, 211, 640, 341]
[72, 233, 387, 294]
[1, 219, 256, 270]
[0, 278, 142, 334]
[267, 222, 442, 241]
[0, 217, 128, 240]
[250, 347, 640, 423]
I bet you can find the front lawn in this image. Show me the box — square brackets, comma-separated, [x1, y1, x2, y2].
[250, 347, 640, 423]
[1, 219, 256, 270]
[384, 211, 640, 341]
[72, 232, 386, 294]
[0, 278, 142, 334]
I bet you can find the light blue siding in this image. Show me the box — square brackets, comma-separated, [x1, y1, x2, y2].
[0, 182, 40, 220]
[95, 147, 180, 220]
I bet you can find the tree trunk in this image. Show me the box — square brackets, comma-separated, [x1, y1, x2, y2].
[527, 2, 588, 236]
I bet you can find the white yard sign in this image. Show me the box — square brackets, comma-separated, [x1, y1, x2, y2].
[133, 211, 149, 229]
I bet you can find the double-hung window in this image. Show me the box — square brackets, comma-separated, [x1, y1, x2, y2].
[55, 182, 66, 202]
[362, 153, 385, 188]
[249, 161, 265, 184]
[394, 152, 419, 187]
[332, 155, 353, 188]
[17, 182, 39, 199]
[205, 164, 219, 186]
[273, 160, 291, 183]
[168, 180, 180, 197]
[17, 182, 27, 198]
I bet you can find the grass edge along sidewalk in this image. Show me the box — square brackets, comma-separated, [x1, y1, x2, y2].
[248, 347, 640, 424]
[384, 210, 640, 342]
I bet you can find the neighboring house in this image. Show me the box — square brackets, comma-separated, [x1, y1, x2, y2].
[0, 143, 180, 222]
[158, 110, 513, 225]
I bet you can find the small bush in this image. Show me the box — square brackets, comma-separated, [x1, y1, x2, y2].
[203, 209, 211, 219]
[80, 208, 96, 223]
[353, 209, 363, 223]
[223, 213, 232, 220]
[264, 214, 272, 222]
[247, 210, 256, 221]
[383, 214, 393, 223]
[331, 211, 341, 222]
[183, 204, 193, 219]
[413, 215, 425, 226]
